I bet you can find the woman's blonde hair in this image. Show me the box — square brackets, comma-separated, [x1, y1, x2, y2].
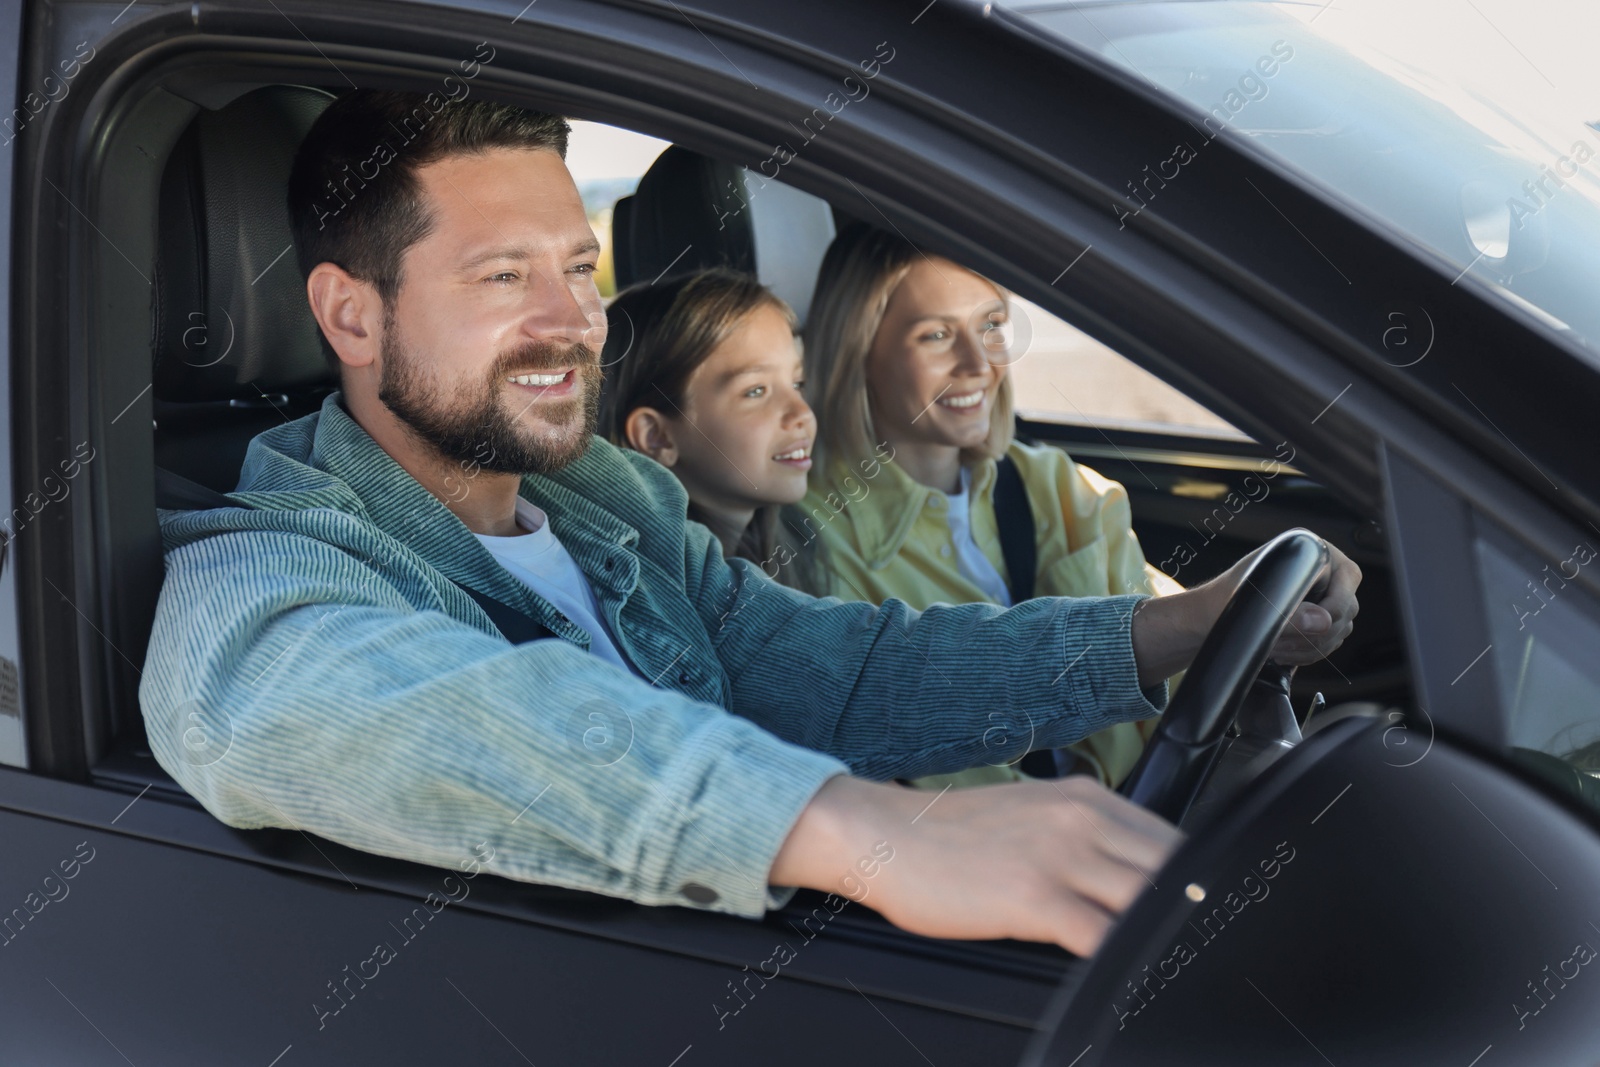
[803, 222, 1015, 472]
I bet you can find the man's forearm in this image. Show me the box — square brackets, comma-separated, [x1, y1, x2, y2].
[720, 586, 1167, 780]
[769, 770, 1186, 957]
[1129, 535, 1358, 686]
[772, 586, 1211, 889]
[1129, 585, 1222, 688]
[768, 776, 909, 897]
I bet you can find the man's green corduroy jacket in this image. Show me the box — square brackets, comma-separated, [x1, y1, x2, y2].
[140, 392, 1167, 918]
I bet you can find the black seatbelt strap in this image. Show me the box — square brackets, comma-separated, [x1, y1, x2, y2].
[154, 465, 553, 644]
[452, 584, 554, 644]
[155, 465, 242, 511]
[992, 453, 1058, 779]
[991, 454, 1037, 603]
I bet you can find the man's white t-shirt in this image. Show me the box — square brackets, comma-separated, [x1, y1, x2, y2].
[471, 495, 637, 675]
[946, 466, 1014, 607]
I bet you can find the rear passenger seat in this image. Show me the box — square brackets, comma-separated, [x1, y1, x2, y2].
[611, 144, 842, 327]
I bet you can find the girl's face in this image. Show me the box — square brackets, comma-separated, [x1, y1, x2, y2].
[668, 304, 816, 511]
[864, 257, 1010, 454]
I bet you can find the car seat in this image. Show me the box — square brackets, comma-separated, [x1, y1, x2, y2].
[610, 146, 838, 325]
[99, 84, 338, 790]
[151, 84, 339, 492]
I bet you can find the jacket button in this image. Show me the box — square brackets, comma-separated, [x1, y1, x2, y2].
[678, 669, 693, 685]
[604, 559, 615, 570]
[680, 882, 718, 904]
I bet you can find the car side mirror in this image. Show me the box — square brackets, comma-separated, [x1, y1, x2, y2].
[1462, 178, 1550, 278]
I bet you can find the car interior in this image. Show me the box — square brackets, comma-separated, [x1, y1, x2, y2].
[9, 4, 1600, 1058]
[106, 78, 1412, 777]
[84, 79, 1409, 948]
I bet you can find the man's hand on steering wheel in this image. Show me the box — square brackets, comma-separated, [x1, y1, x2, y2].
[773, 531, 1363, 960]
[1120, 529, 1359, 825]
[1211, 537, 1361, 667]
[1131, 536, 1362, 687]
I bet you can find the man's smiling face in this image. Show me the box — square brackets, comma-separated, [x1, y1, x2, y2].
[376, 146, 608, 475]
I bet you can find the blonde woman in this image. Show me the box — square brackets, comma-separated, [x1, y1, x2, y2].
[800, 222, 1182, 790]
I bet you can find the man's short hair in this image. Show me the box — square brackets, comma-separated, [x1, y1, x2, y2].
[287, 90, 570, 373]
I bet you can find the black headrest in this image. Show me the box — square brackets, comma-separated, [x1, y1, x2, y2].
[153, 85, 336, 402]
[612, 145, 837, 324]
[612, 146, 755, 289]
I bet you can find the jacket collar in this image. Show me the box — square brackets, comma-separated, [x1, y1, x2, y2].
[235, 392, 643, 617]
[814, 451, 999, 570]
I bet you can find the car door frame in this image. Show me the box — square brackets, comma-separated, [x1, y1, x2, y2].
[0, 0, 27, 770]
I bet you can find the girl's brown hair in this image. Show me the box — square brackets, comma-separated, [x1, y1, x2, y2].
[599, 269, 817, 587]
[803, 222, 1015, 472]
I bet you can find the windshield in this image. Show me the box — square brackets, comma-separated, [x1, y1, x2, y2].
[1014, 0, 1600, 362]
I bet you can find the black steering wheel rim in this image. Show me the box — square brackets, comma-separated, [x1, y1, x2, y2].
[1117, 528, 1331, 824]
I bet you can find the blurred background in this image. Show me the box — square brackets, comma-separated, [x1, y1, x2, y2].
[564, 0, 1600, 439]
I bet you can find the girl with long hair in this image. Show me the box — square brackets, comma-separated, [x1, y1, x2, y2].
[598, 269, 819, 589]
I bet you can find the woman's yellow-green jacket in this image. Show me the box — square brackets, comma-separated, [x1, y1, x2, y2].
[799, 438, 1183, 790]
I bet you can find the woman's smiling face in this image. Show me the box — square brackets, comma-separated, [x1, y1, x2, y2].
[865, 257, 1011, 457]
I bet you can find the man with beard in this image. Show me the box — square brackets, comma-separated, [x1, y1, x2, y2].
[141, 90, 1361, 957]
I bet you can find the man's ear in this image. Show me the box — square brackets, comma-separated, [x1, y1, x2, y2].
[306, 263, 381, 373]
[624, 407, 680, 467]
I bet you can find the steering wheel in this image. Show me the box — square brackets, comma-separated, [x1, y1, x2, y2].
[1117, 528, 1331, 824]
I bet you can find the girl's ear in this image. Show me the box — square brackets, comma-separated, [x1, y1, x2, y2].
[624, 407, 680, 467]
